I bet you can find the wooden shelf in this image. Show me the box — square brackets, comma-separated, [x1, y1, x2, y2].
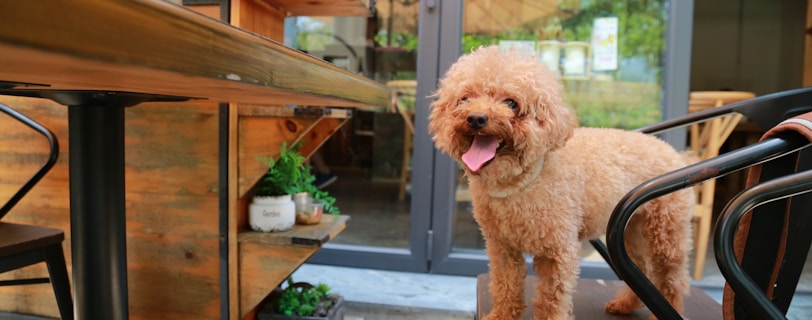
[238, 215, 350, 318]
[238, 215, 350, 246]
[238, 105, 353, 119]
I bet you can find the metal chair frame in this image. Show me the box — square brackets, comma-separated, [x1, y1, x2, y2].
[589, 87, 812, 319]
[0, 103, 73, 319]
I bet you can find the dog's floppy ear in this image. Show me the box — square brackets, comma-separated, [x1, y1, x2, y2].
[427, 80, 460, 137]
[534, 83, 577, 151]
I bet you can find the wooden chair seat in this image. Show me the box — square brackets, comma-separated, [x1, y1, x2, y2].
[0, 222, 73, 319]
[0, 222, 64, 259]
[476, 274, 721, 320]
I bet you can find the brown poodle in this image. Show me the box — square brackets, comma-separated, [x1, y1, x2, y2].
[428, 46, 694, 320]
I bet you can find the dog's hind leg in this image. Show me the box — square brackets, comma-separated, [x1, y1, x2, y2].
[532, 247, 580, 320]
[640, 194, 692, 320]
[606, 215, 647, 315]
[485, 241, 527, 320]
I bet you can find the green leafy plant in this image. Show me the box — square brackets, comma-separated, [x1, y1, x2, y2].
[276, 278, 339, 317]
[255, 142, 340, 216]
[255, 142, 308, 197]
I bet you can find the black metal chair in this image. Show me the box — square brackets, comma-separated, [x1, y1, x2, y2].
[598, 86, 812, 319]
[0, 103, 73, 320]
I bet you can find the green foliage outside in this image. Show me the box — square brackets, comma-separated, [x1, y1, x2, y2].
[458, 0, 668, 129]
[277, 278, 338, 317]
[558, 0, 666, 80]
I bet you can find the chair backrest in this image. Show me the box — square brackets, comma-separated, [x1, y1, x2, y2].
[606, 87, 812, 319]
[0, 104, 59, 220]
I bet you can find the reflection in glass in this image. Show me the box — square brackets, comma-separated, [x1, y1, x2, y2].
[283, 1, 420, 249]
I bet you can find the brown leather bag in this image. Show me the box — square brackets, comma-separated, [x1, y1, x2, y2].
[723, 112, 812, 319]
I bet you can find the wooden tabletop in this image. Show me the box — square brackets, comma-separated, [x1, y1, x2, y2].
[0, 0, 390, 109]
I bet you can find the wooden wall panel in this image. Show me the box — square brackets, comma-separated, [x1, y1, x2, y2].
[124, 101, 222, 320]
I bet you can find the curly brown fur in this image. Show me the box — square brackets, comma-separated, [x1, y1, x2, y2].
[429, 46, 694, 320]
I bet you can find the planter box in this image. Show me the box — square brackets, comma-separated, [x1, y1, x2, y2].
[257, 295, 344, 320]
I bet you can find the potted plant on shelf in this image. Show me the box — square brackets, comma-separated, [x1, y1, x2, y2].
[250, 142, 306, 232]
[258, 277, 344, 320]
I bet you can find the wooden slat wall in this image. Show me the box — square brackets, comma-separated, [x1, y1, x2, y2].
[123, 101, 222, 320]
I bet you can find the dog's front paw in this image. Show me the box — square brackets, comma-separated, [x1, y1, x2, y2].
[483, 308, 522, 320]
[605, 298, 639, 315]
[483, 313, 513, 320]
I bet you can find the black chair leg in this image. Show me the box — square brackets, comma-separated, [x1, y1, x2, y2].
[43, 245, 73, 320]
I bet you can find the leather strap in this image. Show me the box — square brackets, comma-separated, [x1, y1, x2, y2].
[722, 112, 812, 319]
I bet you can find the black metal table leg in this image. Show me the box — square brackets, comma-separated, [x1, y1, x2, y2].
[68, 104, 128, 320]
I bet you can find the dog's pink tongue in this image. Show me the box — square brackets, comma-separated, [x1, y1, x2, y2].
[462, 135, 498, 172]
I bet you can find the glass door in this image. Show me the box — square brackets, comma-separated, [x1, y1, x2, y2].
[293, 1, 430, 272]
[298, 0, 693, 276]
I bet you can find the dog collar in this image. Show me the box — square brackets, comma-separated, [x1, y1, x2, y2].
[488, 157, 545, 198]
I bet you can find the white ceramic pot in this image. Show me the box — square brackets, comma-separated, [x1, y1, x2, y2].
[249, 194, 295, 232]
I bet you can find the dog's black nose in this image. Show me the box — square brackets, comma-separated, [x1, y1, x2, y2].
[467, 113, 488, 129]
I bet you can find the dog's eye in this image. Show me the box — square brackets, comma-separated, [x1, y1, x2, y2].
[503, 99, 518, 110]
[460, 97, 468, 104]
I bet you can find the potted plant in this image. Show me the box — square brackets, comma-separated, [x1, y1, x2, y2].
[249, 142, 307, 232]
[258, 277, 344, 320]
